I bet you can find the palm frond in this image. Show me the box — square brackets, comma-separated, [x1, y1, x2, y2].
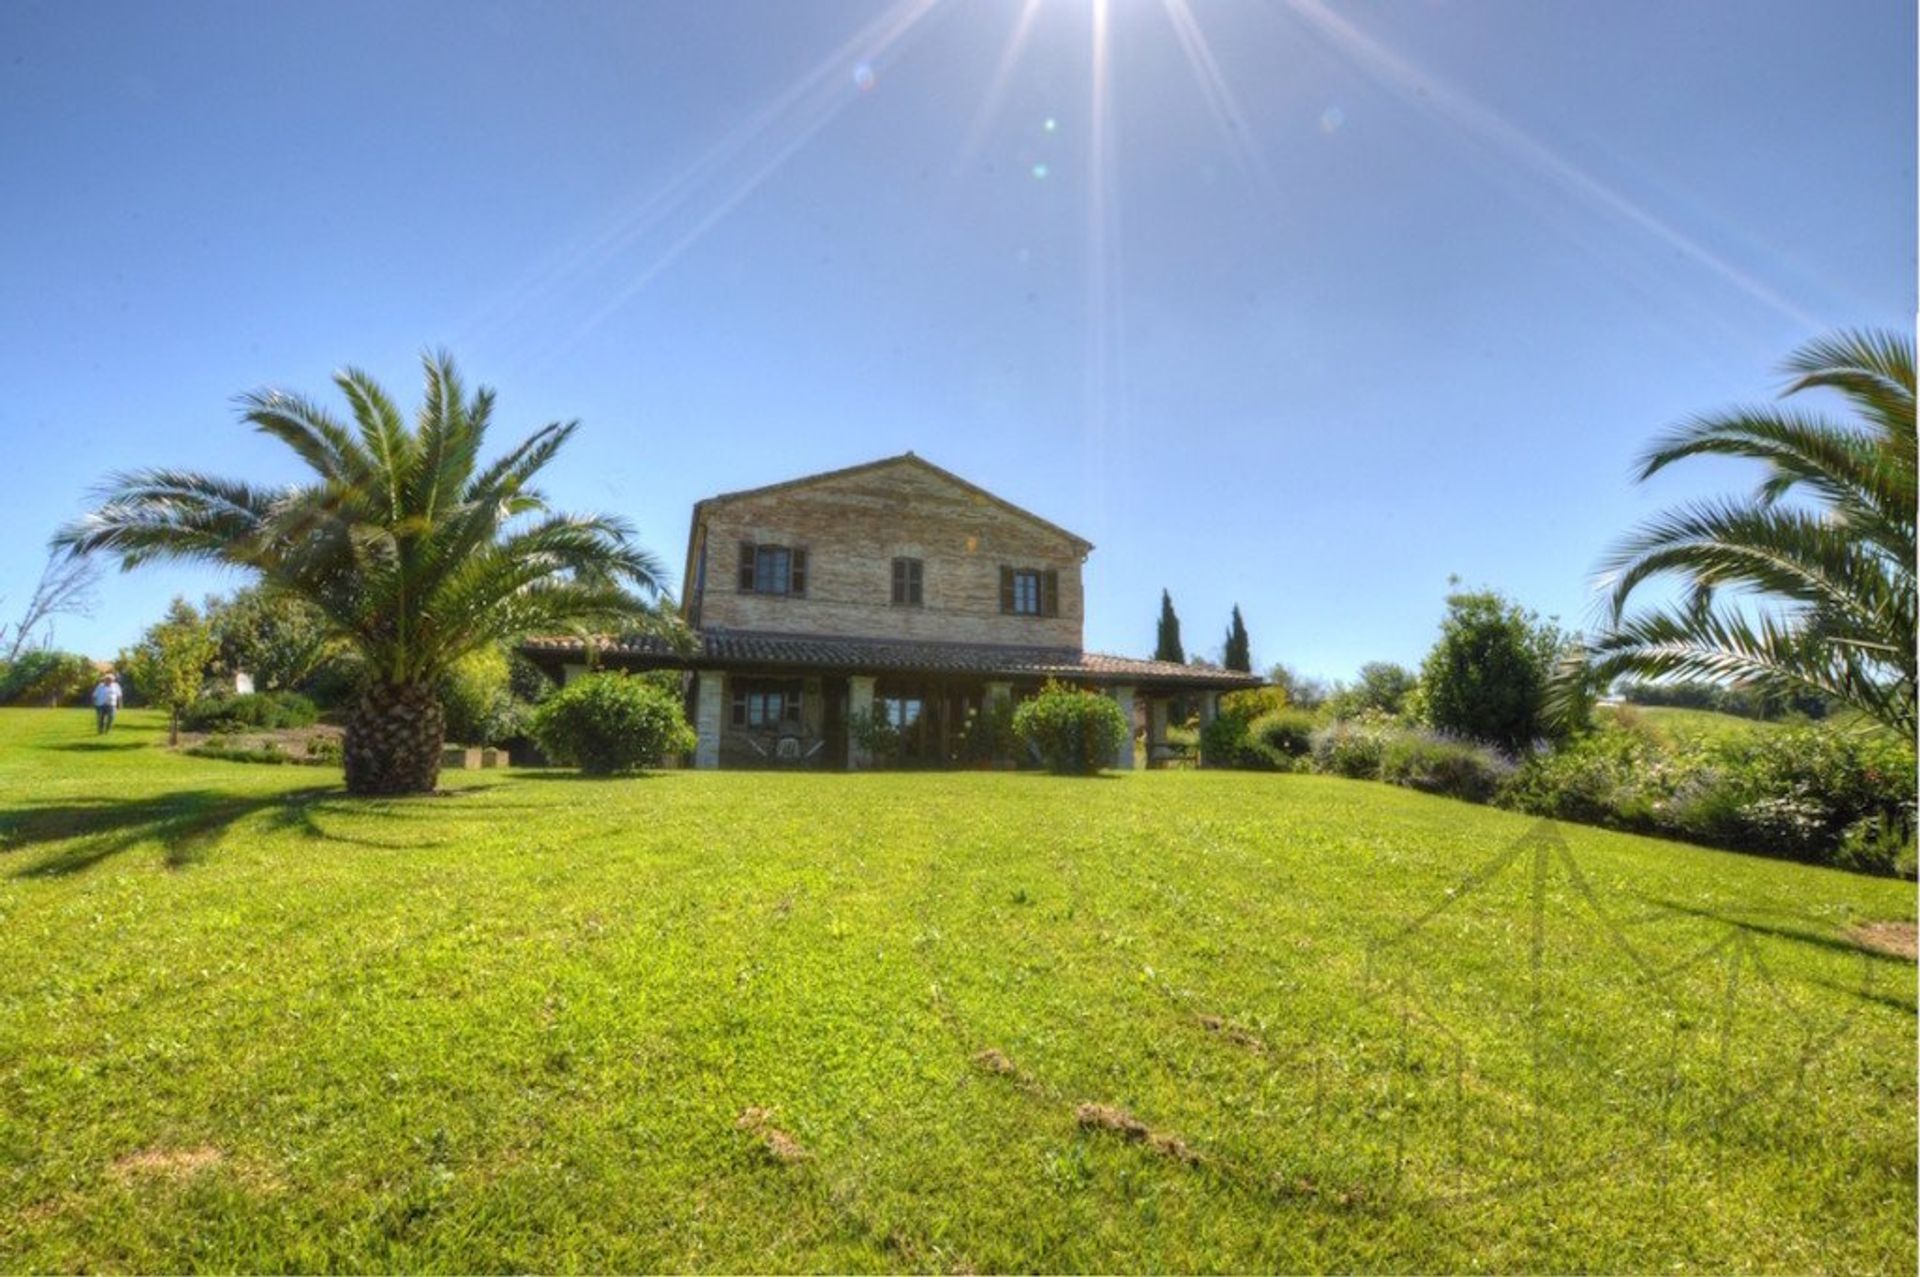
[1781, 327, 1915, 437]
[63, 355, 664, 686]
[1578, 328, 1916, 739]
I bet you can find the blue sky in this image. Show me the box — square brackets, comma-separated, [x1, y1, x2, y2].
[1, 0, 1911, 679]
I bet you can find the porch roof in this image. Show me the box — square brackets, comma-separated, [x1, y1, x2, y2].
[521, 629, 1263, 692]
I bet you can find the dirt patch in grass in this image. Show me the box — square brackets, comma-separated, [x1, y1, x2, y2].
[736, 1107, 808, 1164]
[111, 1146, 224, 1182]
[973, 1048, 1019, 1077]
[1195, 1013, 1266, 1054]
[1074, 1103, 1201, 1165]
[972, 1047, 1054, 1099]
[1848, 920, 1917, 960]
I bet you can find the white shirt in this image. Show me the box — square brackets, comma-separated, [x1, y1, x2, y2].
[93, 681, 122, 708]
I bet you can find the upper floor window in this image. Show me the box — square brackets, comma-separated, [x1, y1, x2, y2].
[737, 542, 807, 596]
[732, 678, 803, 728]
[891, 557, 923, 607]
[1000, 566, 1059, 617]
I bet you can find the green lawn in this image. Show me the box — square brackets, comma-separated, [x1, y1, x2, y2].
[1, 709, 1913, 1273]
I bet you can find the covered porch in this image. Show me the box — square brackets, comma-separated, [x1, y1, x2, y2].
[519, 630, 1260, 772]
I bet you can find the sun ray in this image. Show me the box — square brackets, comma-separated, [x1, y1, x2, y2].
[1158, 0, 1277, 192]
[1084, 0, 1123, 486]
[948, 0, 1045, 188]
[457, 0, 946, 359]
[1275, 0, 1817, 329]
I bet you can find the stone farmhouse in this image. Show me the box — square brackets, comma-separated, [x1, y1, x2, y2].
[520, 454, 1259, 769]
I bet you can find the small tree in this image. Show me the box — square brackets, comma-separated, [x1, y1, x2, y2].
[205, 584, 346, 695]
[850, 701, 905, 767]
[529, 671, 694, 774]
[1419, 590, 1577, 752]
[120, 597, 218, 745]
[1011, 682, 1129, 775]
[1223, 605, 1251, 673]
[2, 550, 100, 662]
[1154, 590, 1185, 664]
[1266, 662, 1329, 710]
[1328, 661, 1417, 718]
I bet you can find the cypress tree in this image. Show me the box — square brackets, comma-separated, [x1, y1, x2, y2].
[1223, 605, 1251, 673]
[1154, 589, 1185, 664]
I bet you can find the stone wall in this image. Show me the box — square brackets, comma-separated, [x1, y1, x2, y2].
[689, 459, 1086, 649]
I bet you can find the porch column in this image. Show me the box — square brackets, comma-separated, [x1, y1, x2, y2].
[1108, 684, 1137, 771]
[848, 675, 876, 770]
[693, 670, 723, 769]
[1146, 696, 1168, 767]
[1196, 691, 1220, 768]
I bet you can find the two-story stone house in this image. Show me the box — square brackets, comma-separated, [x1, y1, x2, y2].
[520, 454, 1260, 769]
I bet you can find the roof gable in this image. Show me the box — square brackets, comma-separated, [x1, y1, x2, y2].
[694, 453, 1093, 552]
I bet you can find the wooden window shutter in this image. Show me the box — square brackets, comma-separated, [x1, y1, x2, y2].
[790, 548, 808, 596]
[999, 566, 1015, 614]
[736, 542, 756, 592]
[1042, 569, 1059, 617]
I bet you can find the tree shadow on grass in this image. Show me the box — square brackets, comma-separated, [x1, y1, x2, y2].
[1637, 893, 1918, 1013]
[1638, 894, 1914, 965]
[0, 786, 451, 877]
[41, 739, 152, 752]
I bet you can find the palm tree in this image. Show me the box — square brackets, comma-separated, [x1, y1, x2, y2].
[57, 353, 667, 794]
[1571, 329, 1915, 738]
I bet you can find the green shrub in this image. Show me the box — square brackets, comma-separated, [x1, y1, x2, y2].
[0, 650, 97, 706]
[182, 740, 334, 766]
[1245, 707, 1317, 769]
[1200, 685, 1289, 769]
[440, 648, 516, 745]
[181, 691, 318, 733]
[1011, 682, 1129, 775]
[529, 672, 695, 774]
[1379, 731, 1513, 804]
[1309, 712, 1397, 780]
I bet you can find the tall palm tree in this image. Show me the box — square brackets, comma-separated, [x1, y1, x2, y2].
[1572, 329, 1915, 738]
[57, 353, 667, 794]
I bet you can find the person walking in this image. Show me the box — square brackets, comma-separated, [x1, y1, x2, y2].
[92, 672, 122, 734]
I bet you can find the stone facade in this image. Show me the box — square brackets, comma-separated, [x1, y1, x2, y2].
[527, 454, 1262, 772]
[686, 456, 1087, 650]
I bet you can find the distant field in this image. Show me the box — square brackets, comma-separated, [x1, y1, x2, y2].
[1598, 703, 1785, 743]
[1, 709, 1912, 1272]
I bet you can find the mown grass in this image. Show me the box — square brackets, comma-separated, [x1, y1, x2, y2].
[0, 708, 1913, 1272]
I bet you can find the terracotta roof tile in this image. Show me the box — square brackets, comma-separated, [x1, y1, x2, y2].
[521, 629, 1261, 690]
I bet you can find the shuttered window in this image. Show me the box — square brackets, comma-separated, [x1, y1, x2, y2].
[731, 679, 804, 727]
[1000, 566, 1058, 617]
[736, 542, 807, 596]
[891, 557, 923, 606]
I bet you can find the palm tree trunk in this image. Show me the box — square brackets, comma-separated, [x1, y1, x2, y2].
[343, 682, 444, 795]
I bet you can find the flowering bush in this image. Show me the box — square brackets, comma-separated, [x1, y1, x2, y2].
[1378, 730, 1513, 804]
[1500, 721, 1915, 873]
[1309, 711, 1398, 780]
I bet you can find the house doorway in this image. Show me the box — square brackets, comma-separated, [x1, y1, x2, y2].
[821, 676, 849, 770]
